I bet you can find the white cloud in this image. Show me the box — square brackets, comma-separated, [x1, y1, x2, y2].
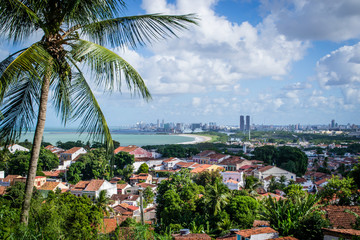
[129, 0, 308, 95]
[261, 0, 360, 41]
[316, 42, 360, 104]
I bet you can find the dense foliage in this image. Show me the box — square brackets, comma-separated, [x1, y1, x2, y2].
[253, 146, 308, 176]
[0, 147, 59, 175]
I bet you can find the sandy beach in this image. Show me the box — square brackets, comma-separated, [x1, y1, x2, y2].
[177, 134, 212, 144]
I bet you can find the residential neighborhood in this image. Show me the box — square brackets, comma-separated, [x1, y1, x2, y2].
[0, 138, 359, 239]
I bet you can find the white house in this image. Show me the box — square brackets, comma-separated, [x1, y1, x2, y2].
[71, 179, 117, 200]
[59, 147, 87, 168]
[221, 171, 244, 190]
[254, 166, 296, 182]
[7, 144, 30, 154]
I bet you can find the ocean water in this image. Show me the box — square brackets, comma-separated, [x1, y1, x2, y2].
[19, 130, 194, 147]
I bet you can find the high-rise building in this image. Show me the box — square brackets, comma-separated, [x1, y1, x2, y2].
[331, 119, 335, 128]
[246, 115, 250, 131]
[240, 115, 245, 131]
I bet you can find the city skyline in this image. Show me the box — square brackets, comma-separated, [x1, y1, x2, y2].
[1, 0, 360, 127]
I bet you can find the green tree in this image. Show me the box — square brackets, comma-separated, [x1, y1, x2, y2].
[193, 170, 222, 187]
[143, 187, 155, 208]
[244, 175, 262, 194]
[137, 163, 149, 174]
[96, 190, 112, 217]
[277, 146, 308, 176]
[114, 151, 135, 175]
[349, 160, 360, 188]
[283, 184, 306, 199]
[67, 161, 85, 184]
[319, 176, 356, 205]
[0, 0, 197, 224]
[227, 195, 260, 229]
[38, 147, 59, 171]
[261, 194, 327, 239]
[253, 145, 278, 165]
[204, 180, 230, 216]
[8, 151, 30, 176]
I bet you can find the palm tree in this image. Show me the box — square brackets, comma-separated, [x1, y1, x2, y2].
[204, 180, 230, 216]
[96, 190, 113, 217]
[261, 194, 322, 237]
[0, 0, 197, 224]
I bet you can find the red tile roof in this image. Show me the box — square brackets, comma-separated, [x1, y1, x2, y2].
[72, 181, 90, 190]
[253, 220, 270, 227]
[236, 227, 278, 238]
[117, 184, 129, 190]
[3, 175, 21, 182]
[323, 228, 360, 236]
[63, 147, 83, 154]
[114, 145, 139, 154]
[258, 165, 274, 172]
[173, 233, 211, 240]
[84, 180, 105, 192]
[322, 205, 360, 229]
[0, 186, 7, 195]
[100, 218, 117, 234]
[39, 182, 61, 191]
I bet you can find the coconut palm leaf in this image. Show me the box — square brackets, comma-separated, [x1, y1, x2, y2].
[80, 14, 198, 48]
[62, 0, 126, 27]
[70, 39, 151, 98]
[0, 76, 40, 141]
[0, 43, 53, 101]
[68, 69, 113, 152]
[0, 0, 43, 41]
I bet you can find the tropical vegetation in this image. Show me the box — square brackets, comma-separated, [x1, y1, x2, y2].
[0, 0, 197, 224]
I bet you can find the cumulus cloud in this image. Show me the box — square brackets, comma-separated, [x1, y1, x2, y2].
[261, 0, 360, 41]
[316, 42, 360, 104]
[124, 0, 308, 95]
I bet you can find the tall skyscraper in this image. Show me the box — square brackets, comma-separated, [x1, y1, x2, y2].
[240, 115, 245, 131]
[246, 115, 250, 131]
[331, 119, 335, 128]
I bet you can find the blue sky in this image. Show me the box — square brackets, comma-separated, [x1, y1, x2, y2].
[1, 0, 360, 127]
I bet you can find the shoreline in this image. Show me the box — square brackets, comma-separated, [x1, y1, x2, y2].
[177, 134, 212, 144]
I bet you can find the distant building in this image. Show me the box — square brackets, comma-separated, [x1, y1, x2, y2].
[240, 115, 245, 131]
[246, 115, 250, 131]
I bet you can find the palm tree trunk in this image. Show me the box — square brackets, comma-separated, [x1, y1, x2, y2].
[20, 74, 51, 225]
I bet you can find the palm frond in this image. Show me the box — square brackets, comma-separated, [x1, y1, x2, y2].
[63, 0, 126, 27]
[80, 14, 199, 48]
[67, 66, 113, 153]
[0, 76, 40, 141]
[0, 0, 43, 41]
[51, 70, 72, 125]
[70, 39, 151, 99]
[0, 42, 53, 102]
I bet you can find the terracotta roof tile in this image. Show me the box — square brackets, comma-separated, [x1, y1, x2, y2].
[3, 175, 21, 182]
[323, 228, 360, 236]
[258, 165, 274, 172]
[173, 233, 211, 239]
[100, 218, 118, 234]
[84, 180, 105, 192]
[253, 220, 270, 227]
[72, 181, 90, 190]
[114, 145, 139, 154]
[236, 227, 277, 238]
[63, 147, 83, 154]
[39, 182, 61, 191]
[0, 186, 7, 195]
[322, 205, 360, 229]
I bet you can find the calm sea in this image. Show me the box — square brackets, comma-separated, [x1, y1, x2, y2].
[19, 129, 194, 147]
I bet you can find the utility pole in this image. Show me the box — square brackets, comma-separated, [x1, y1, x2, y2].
[139, 187, 145, 225]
